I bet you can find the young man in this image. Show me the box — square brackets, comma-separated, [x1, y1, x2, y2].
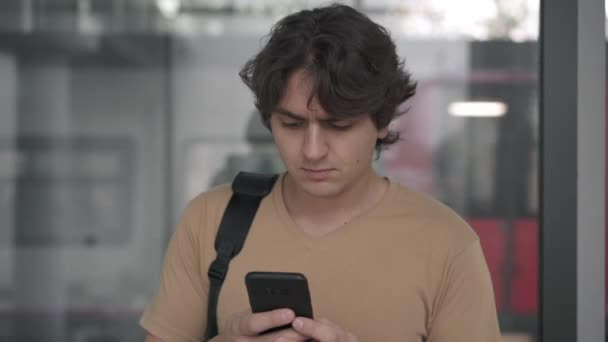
[141, 4, 500, 342]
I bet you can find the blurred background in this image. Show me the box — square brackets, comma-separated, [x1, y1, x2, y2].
[0, 0, 597, 341]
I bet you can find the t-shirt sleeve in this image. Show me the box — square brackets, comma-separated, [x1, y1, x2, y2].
[427, 239, 501, 342]
[139, 197, 209, 342]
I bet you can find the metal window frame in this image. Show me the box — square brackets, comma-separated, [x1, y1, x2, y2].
[540, 0, 605, 340]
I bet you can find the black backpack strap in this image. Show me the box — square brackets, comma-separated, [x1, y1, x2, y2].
[204, 172, 279, 341]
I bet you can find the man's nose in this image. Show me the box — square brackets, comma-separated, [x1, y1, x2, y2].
[302, 124, 328, 161]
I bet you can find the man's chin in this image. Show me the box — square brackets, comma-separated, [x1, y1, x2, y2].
[286, 172, 343, 198]
[299, 181, 343, 198]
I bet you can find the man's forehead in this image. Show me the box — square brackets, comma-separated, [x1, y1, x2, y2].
[278, 68, 359, 120]
[290, 67, 314, 88]
[281, 70, 318, 101]
[278, 75, 329, 118]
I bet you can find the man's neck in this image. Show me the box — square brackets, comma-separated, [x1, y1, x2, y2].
[282, 170, 387, 237]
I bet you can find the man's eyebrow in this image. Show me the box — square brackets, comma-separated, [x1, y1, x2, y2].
[274, 107, 351, 122]
[274, 108, 305, 120]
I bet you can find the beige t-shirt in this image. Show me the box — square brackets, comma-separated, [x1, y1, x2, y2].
[140, 175, 500, 341]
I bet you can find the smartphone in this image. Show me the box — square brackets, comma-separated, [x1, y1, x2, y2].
[245, 271, 314, 334]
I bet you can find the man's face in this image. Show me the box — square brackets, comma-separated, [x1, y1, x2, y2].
[270, 69, 388, 198]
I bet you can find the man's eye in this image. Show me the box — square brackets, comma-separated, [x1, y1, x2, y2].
[327, 121, 353, 130]
[280, 121, 303, 128]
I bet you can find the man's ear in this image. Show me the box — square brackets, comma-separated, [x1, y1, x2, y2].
[378, 126, 389, 139]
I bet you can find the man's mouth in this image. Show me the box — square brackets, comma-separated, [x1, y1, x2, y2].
[301, 168, 334, 180]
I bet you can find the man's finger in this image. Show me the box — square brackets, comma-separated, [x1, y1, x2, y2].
[263, 328, 309, 342]
[271, 338, 307, 342]
[234, 309, 295, 336]
[292, 317, 338, 341]
[318, 318, 337, 327]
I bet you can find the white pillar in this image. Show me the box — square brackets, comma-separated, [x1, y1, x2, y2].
[576, 0, 605, 340]
[14, 56, 72, 341]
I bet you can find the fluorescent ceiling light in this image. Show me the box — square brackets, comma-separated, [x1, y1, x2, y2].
[157, 0, 181, 18]
[448, 101, 507, 117]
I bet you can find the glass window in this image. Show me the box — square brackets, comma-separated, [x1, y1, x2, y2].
[0, 1, 539, 340]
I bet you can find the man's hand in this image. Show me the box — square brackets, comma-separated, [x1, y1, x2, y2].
[210, 308, 309, 342]
[280, 317, 359, 342]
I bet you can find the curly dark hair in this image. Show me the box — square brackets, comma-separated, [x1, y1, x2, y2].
[239, 3, 417, 154]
